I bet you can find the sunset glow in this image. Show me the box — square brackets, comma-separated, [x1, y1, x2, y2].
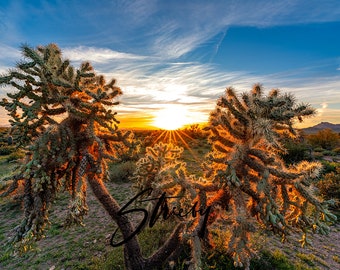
[152, 105, 191, 130]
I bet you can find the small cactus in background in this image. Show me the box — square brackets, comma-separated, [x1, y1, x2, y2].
[132, 142, 202, 213]
[7, 135, 13, 145]
[132, 142, 211, 269]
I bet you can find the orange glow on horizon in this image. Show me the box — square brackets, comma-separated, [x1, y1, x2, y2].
[118, 106, 204, 130]
[117, 114, 156, 130]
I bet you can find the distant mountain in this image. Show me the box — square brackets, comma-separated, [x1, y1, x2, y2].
[301, 122, 340, 134]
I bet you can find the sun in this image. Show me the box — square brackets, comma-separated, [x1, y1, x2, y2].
[152, 105, 190, 130]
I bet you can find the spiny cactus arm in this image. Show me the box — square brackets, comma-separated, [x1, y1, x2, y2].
[273, 122, 295, 132]
[268, 167, 300, 179]
[209, 134, 235, 148]
[192, 181, 219, 192]
[226, 87, 248, 113]
[217, 96, 249, 125]
[64, 158, 89, 227]
[169, 167, 198, 199]
[239, 184, 261, 203]
[219, 114, 245, 140]
[97, 130, 132, 145]
[12, 176, 53, 244]
[253, 120, 285, 151]
[293, 103, 316, 120]
[21, 44, 46, 66]
[279, 184, 292, 215]
[243, 156, 266, 174]
[0, 173, 24, 197]
[93, 116, 117, 131]
[251, 83, 263, 96]
[267, 95, 315, 124]
[294, 182, 330, 215]
[1, 151, 33, 198]
[187, 189, 211, 269]
[247, 148, 276, 165]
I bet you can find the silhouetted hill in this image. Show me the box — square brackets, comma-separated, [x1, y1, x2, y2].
[302, 122, 340, 134]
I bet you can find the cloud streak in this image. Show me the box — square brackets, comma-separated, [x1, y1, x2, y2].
[63, 46, 147, 63]
[144, 1, 340, 59]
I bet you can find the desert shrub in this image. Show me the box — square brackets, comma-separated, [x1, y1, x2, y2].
[182, 124, 207, 139]
[312, 152, 324, 160]
[307, 129, 340, 150]
[320, 161, 339, 175]
[0, 142, 6, 147]
[251, 250, 296, 270]
[6, 150, 25, 162]
[108, 161, 136, 183]
[0, 146, 15, 156]
[316, 168, 340, 203]
[142, 130, 165, 147]
[142, 135, 153, 147]
[322, 150, 336, 156]
[281, 137, 312, 164]
[112, 135, 141, 162]
[334, 147, 340, 154]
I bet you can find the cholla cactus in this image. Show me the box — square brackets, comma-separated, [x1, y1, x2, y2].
[204, 85, 336, 268]
[0, 44, 185, 270]
[132, 142, 197, 200]
[0, 43, 128, 242]
[132, 85, 337, 270]
[132, 143, 211, 269]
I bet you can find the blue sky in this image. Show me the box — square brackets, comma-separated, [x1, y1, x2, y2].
[1, 0, 340, 128]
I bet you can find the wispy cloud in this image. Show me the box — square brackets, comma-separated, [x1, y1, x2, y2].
[318, 102, 328, 117]
[0, 43, 21, 62]
[63, 46, 147, 63]
[146, 1, 340, 59]
[2, 1, 340, 60]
